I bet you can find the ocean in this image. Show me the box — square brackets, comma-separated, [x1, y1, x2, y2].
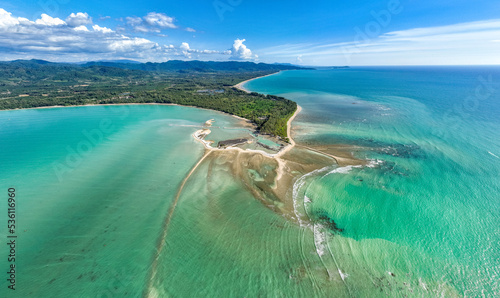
[244, 66, 500, 296]
[1, 67, 499, 297]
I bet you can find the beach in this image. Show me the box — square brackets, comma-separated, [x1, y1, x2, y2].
[2, 67, 499, 297]
[233, 72, 281, 93]
[231, 67, 500, 296]
[188, 102, 366, 224]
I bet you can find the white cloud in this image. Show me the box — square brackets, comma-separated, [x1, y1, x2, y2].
[134, 26, 152, 33]
[0, 9, 237, 62]
[180, 42, 191, 58]
[126, 16, 142, 26]
[0, 9, 160, 61]
[66, 12, 92, 27]
[108, 37, 156, 52]
[186, 27, 196, 32]
[0, 9, 20, 28]
[144, 12, 176, 29]
[35, 14, 66, 26]
[176, 42, 225, 58]
[17, 17, 34, 26]
[92, 24, 113, 33]
[126, 12, 177, 33]
[230, 39, 257, 60]
[259, 19, 500, 65]
[383, 20, 500, 39]
[73, 25, 89, 32]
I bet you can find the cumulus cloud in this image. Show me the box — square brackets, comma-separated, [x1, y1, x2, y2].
[92, 24, 113, 34]
[180, 42, 191, 58]
[144, 12, 176, 29]
[0, 9, 160, 61]
[177, 42, 218, 57]
[230, 39, 257, 60]
[66, 12, 92, 27]
[0, 9, 235, 62]
[186, 27, 196, 32]
[108, 37, 156, 52]
[35, 14, 66, 26]
[73, 25, 89, 32]
[0, 9, 18, 27]
[126, 12, 177, 33]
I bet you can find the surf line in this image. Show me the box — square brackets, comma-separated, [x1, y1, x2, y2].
[144, 149, 212, 297]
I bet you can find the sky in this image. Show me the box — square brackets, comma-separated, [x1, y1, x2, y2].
[0, 0, 499, 65]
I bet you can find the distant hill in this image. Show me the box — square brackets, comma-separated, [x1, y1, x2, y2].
[11, 59, 55, 65]
[2, 59, 69, 67]
[0, 59, 311, 77]
[0, 59, 146, 81]
[0, 59, 312, 82]
[81, 60, 310, 72]
[73, 59, 142, 65]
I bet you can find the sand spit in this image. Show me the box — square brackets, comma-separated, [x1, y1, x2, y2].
[192, 104, 301, 157]
[204, 147, 335, 219]
[145, 103, 370, 294]
[190, 105, 366, 222]
[145, 151, 213, 297]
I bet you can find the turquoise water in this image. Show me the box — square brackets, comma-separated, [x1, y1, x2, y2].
[0, 105, 252, 296]
[1, 67, 499, 297]
[245, 67, 500, 296]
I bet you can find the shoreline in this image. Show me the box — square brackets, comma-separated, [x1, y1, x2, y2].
[192, 104, 302, 159]
[233, 71, 281, 93]
[3, 102, 258, 126]
[276, 105, 301, 158]
[5, 102, 199, 111]
[9, 101, 301, 158]
[12, 98, 357, 166]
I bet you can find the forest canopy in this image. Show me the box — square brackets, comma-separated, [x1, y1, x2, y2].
[0, 59, 305, 138]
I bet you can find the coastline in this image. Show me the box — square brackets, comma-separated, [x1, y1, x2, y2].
[11, 83, 362, 216]
[5, 66, 488, 296]
[6, 102, 188, 111]
[233, 71, 281, 93]
[5, 102, 259, 126]
[276, 105, 301, 158]
[12, 100, 301, 158]
[12, 96, 359, 166]
[192, 104, 302, 159]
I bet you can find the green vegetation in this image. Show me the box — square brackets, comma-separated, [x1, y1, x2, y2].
[0, 60, 301, 139]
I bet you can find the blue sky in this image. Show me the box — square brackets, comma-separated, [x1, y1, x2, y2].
[0, 0, 499, 65]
